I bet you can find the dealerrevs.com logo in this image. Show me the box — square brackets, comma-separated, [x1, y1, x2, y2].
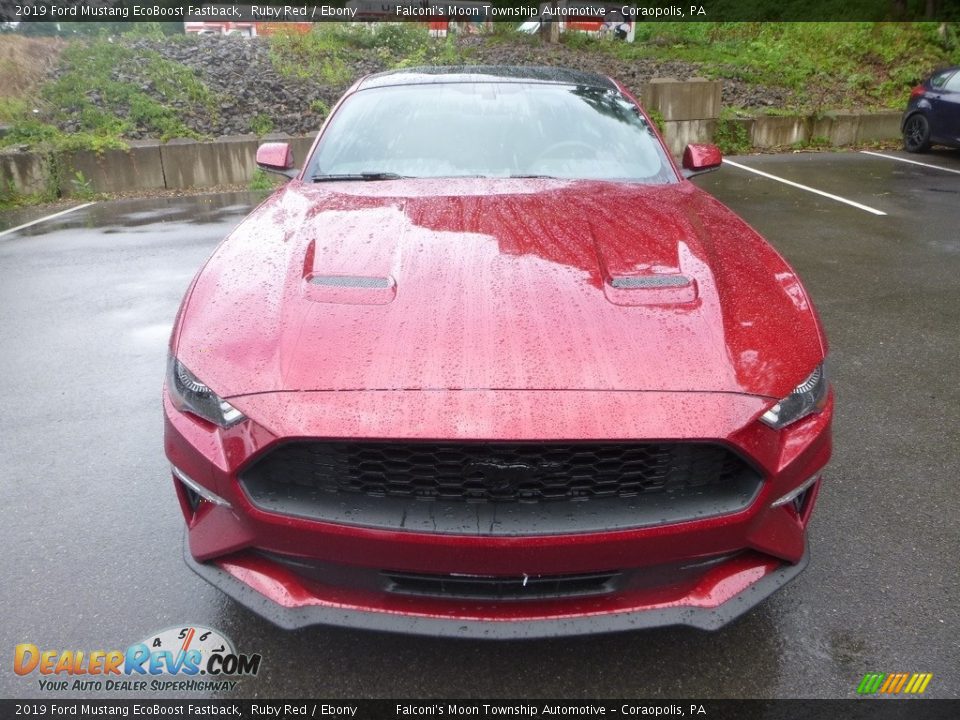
[14, 625, 261, 693]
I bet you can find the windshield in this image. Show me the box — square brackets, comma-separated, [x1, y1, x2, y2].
[306, 82, 677, 184]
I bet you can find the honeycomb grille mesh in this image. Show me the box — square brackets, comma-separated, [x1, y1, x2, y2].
[241, 441, 752, 505]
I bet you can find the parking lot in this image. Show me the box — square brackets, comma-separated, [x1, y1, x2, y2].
[1, 148, 958, 699]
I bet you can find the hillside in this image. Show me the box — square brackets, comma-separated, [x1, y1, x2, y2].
[0, 22, 957, 151]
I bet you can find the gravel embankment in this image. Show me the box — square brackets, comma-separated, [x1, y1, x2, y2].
[48, 34, 796, 139]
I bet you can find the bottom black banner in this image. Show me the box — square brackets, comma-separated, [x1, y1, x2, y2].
[1, 700, 959, 720]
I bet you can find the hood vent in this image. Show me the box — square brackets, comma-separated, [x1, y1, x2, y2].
[303, 273, 397, 305]
[609, 275, 692, 289]
[603, 274, 698, 307]
[309, 275, 392, 289]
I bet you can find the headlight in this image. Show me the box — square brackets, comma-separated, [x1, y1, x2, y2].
[167, 356, 245, 428]
[760, 363, 829, 429]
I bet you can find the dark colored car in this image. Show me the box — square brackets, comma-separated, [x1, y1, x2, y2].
[902, 66, 960, 152]
[164, 66, 832, 638]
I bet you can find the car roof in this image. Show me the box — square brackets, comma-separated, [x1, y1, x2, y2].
[355, 65, 618, 92]
[930, 65, 960, 77]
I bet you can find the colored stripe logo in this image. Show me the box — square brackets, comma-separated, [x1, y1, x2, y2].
[857, 673, 933, 695]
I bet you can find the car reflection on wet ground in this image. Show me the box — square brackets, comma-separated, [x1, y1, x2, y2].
[0, 150, 958, 698]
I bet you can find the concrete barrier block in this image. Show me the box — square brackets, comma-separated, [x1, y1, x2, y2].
[160, 136, 259, 189]
[751, 116, 807, 148]
[644, 78, 722, 122]
[289, 136, 316, 169]
[62, 141, 165, 197]
[856, 111, 902, 143]
[809, 115, 834, 142]
[0, 150, 48, 196]
[827, 112, 860, 146]
[662, 119, 716, 156]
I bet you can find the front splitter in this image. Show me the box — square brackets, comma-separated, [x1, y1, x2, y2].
[183, 533, 809, 639]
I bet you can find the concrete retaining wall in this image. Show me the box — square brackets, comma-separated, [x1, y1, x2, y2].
[65, 141, 166, 194]
[660, 119, 716, 156]
[660, 110, 903, 153]
[750, 116, 809, 148]
[633, 76, 904, 154]
[0, 133, 316, 199]
[0, 151, 48, 196]
[0, 77, 907, 198]
[643, 78, 722, 122]
[855, 111, 903, 143]
[726, 110, 904, 149]
[159, 136, 258, 190]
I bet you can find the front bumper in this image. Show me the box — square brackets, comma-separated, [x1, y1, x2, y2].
[184, 533, 810, 638]
[165, 388, 831, 636]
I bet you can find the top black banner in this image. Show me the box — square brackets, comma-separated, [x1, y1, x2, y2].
[1, 0, 959, 23]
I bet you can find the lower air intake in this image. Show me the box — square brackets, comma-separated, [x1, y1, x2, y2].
[383, 571, 620, 600]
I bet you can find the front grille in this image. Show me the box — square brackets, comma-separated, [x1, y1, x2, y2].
[241, 441, 748, 504]
[239, 441, 762, 535]
[383, 571, 620, 600]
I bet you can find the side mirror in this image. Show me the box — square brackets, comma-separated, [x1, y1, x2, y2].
[681, 143, 723, 179]
[256, 142, 297, 178]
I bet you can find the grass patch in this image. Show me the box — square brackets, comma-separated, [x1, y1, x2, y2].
[0, 176, 25, 210]
[611, 22, 959, 111]
[646, 108, 666, 135]
[0, 188, 50, 212]
[249, 167, 281, 192]
[268, 22, 467, 84]
[268, 25, 362, 85]
[67, 169, 96, 199]
[2, 38, 217, 152]
[309, 99, 330, 118]
[793, 135, 833, 150]
[0, 149, 68, 208]
[713, 111, 752, 155]
[0, 37, 218, 205]
[44, 40, 216, 141]
[0, 97, 31, 123]
[250, 114, 274, 136]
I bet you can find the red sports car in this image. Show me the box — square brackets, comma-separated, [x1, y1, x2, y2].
[164, 66, 832, 637]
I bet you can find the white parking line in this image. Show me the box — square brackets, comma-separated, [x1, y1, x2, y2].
[722, 159, 887, 216]
[860, 150, 960, 176]
[0, 202, 96, 240]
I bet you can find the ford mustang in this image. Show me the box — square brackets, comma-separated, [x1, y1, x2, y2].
[164, 66, 832, 637]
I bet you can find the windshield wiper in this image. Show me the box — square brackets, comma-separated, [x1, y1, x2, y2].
[506, 174, 561, 179]
[311, 172, 410, 182]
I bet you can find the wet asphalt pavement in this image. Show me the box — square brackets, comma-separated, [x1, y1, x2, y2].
[0, 149, 958, 700]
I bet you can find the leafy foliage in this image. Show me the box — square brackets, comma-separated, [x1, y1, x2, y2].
[250, 114, 275, 136]
[646, 108, 666, 135]
[619, 22, 959, 111]
[248, 168, 279, 191]
[713, 113, 752, 155]
[38, 40, 215, 142]
[268, 22, 464, 82]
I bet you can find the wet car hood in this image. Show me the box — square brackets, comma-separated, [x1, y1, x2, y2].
[175, 178, 825, 399]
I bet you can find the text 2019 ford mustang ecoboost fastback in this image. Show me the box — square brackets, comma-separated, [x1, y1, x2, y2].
[164, 66, 832, 637]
